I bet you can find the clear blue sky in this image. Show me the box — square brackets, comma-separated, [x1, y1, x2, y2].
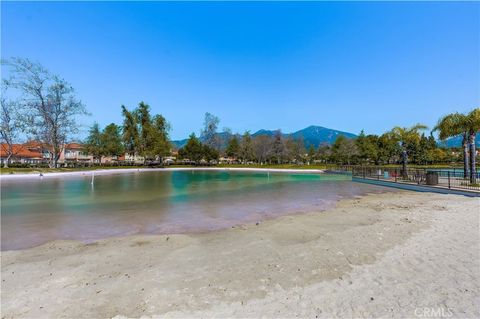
[2, 1, 479, 140]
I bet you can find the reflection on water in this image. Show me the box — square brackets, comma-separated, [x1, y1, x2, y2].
[1, 170, 391, 250]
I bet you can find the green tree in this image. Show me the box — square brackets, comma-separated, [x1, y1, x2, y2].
[136, 102, 155, 162]
[121, 105, 139, 156]
[179, 133, 203, 164]
[225, 135, 240, 158]
[377, 132, 400, 165]
[151, 114, 171, 161]
[331, 136, 359, 165]
[391, 124, 428, 177]
[203, 144, 219, 163]
[102, 123, 124, 158]
[84, 122, 103, 163]
[121, 102, 170, 164]
[356, 130, 380, 164]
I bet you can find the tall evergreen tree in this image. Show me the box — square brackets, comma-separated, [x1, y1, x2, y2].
[179, 133, 203, 163]
[121, 102, 170, 163]
[84, 122, 103, 163]
[225, 136, 240, 158]
[121, 105, 139, 156]
[102, 123, 124, 158]
[151, 114, 171, 161]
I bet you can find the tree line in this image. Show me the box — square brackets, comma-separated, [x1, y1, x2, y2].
[83, 102, 171, 164]
[180, 120, 473, 168]
[1, 58, 479, 181]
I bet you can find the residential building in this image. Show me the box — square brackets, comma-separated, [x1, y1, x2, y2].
[0, 142, 47, 165]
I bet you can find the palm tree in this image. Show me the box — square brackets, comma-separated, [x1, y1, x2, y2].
[391, 124, 428, 178]
[433, 113, 469, 179]
[466, 109, 480, 184]
[434, 109, 479, 183]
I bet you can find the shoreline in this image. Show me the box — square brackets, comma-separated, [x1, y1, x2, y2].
[2, 192, 478, 318]
[1, 187, 392, 253]
[0, 166, 326, 180]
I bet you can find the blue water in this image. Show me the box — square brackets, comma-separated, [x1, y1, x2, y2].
[1, 170, 393, 250]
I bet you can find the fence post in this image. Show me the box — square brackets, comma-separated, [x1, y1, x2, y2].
[448, 171, 451, 189]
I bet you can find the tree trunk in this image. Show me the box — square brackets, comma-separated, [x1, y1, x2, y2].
[49, 153, 55, 168]
[401, 148, 408, 179]
[462, 135, 469, 179]
[51, 151, 60, 168]
[469, 132, 476, 184]
[4, 153, 12, 168]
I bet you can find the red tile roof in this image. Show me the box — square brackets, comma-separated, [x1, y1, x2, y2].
[0, 143, 43, 159]
[65, 143, 84, 150]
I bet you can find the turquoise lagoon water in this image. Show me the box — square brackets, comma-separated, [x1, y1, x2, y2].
[1, 170, 391, 250]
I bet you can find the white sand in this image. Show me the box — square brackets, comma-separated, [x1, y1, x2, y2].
[0, 167, 325, 180]
[1, 192, 479, 318]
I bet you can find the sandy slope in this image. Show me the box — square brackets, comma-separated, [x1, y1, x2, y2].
[1, 192, 479, 318]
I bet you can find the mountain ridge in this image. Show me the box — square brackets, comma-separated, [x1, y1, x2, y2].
[171, 125, 358, 149]
[171, 126, 479, 150]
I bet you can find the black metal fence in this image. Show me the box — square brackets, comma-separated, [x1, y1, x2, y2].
[350, 166, 480, 192]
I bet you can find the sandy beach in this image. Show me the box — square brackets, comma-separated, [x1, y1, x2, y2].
[1, 191, 478, 318]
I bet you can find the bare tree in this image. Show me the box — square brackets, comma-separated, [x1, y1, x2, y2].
[271, 130, 285, 164]
[201, 112, 221, 151]
[253, 135, 273, 164]
[0, 79, 24, 167]
[3, 58, 88, 168]
[240, 131, 255, 163]
[285, 136, 306, 163]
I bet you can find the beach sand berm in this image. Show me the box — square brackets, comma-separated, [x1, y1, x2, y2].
[1, 191, 479, 318]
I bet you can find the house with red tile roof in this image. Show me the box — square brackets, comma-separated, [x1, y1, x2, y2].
[60, 143, 93, 164]
[0, 142, 47, 165]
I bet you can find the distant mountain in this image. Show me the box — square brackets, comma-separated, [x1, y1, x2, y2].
[171, 125, 358, 149]
[438, 132, 480, 148]
[171, 138, 189, 149]
[171, 131, 235, 149]
[290, 125, 358, 148]
[171, 127, 480, 150]
[251, 129, 285, 138]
